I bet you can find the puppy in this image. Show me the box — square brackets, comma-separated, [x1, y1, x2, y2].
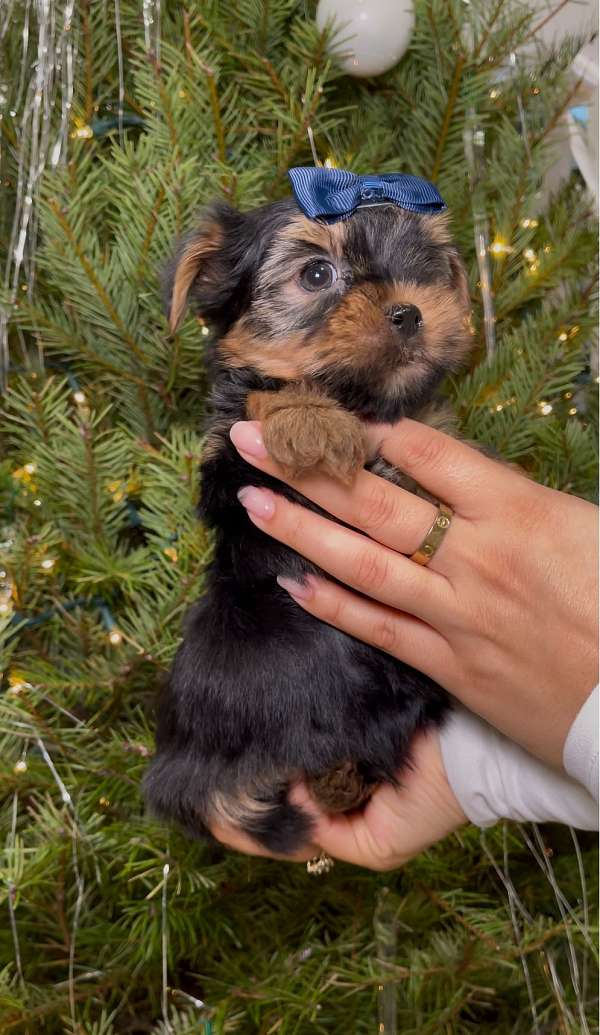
[143, 175, 473, 854]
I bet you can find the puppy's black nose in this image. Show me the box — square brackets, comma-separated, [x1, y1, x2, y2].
[387, 304, 423, 337]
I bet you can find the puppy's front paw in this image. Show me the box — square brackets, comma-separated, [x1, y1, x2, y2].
[247, 389, 367, 483]
[264, 404, 367, 483]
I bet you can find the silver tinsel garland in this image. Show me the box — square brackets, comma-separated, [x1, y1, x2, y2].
[0, 0, 162, 391]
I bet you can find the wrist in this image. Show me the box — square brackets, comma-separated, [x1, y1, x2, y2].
[404, 730, 468, 839]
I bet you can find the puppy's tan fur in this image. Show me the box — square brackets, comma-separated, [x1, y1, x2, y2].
[247, 385, 368, 483]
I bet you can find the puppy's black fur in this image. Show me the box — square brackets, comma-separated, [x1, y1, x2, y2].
[143, 196, 472, 853]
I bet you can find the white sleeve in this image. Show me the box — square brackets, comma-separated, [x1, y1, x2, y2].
[562, 687, 599, 801]
[440, 705, 598, 830]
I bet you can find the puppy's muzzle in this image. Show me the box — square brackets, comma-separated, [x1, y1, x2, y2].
[386, 303, 423, 363]
[386, 303, 423, 338]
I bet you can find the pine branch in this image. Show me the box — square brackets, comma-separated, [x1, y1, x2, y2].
[45, 202, 156, 441]
[429, 55, 466, 182]
[183, 24, 226, 164]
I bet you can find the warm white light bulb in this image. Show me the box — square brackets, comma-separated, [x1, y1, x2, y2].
[490, 239, 512, 257]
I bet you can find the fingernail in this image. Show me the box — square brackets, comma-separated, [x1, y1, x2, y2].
[230, 421, 268, 459]
[237, 486, 275, 519]
[276, 575, 315, 601]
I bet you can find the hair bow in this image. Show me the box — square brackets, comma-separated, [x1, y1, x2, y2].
[288, 167, 446, 222]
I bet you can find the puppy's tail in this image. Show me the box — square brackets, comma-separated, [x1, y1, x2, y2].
[143, 756, 313, 855]
[214, 785, 314, 855]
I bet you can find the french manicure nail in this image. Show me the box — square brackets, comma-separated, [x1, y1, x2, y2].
[276, 575, 315, 601]
[230, 421, 268, 459]
[237, 486, 275, 519]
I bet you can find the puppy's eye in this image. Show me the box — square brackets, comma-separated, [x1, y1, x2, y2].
[299, 260, 337, 292]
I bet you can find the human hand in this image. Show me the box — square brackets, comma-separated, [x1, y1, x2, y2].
[230, 417, 599, 768]
[212, 731, 467, 870]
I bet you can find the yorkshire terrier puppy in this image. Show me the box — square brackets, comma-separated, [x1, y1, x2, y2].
[143, 171, 473, 853]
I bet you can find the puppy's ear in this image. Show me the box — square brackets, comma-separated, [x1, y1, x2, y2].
[163, 203, 251, 333]
[447, 247, 471, 312]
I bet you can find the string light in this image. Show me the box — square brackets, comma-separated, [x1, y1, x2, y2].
[108, 480, 125, 503]
[70, 122, 93, 139]
[97, 602, 124, 645]
[33, 499, 42, 507]
[568, 407, 578, 416]
[489, 238, 512, 257]
[537, 401, 553, 415]
[523, 248, 536, 263]
[73, 390, 86, 404]
[8, 680, 28, 695]
[122, 741, 151, 758]
[201, 325, 210, 336]
[564, 392, 573, 399]
[324, 156, 337, 168]
[489, 88, 501, 99]
[13, 464, 37, 485]
[520, 218, 539, 229]
[13, 760, 28, 774]
[558, 332, 568, 342]
[40, 557, 55, 570]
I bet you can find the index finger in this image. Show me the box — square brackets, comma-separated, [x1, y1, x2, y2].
[365, 418, 513, 518]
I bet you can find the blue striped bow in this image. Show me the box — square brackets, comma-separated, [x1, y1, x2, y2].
[288, 167, 446, 222]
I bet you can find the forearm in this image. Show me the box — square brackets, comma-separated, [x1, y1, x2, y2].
[440, 700, 598, 831]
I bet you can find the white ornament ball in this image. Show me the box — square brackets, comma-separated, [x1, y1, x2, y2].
[316, 0, 415, 78]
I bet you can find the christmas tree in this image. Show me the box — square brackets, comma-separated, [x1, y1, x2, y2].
[0, 1, 597, 1031]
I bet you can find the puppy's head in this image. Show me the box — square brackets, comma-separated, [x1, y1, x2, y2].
[165, 197, 472, 421]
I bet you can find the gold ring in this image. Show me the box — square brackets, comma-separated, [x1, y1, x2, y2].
[410, 502, 453, 566]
